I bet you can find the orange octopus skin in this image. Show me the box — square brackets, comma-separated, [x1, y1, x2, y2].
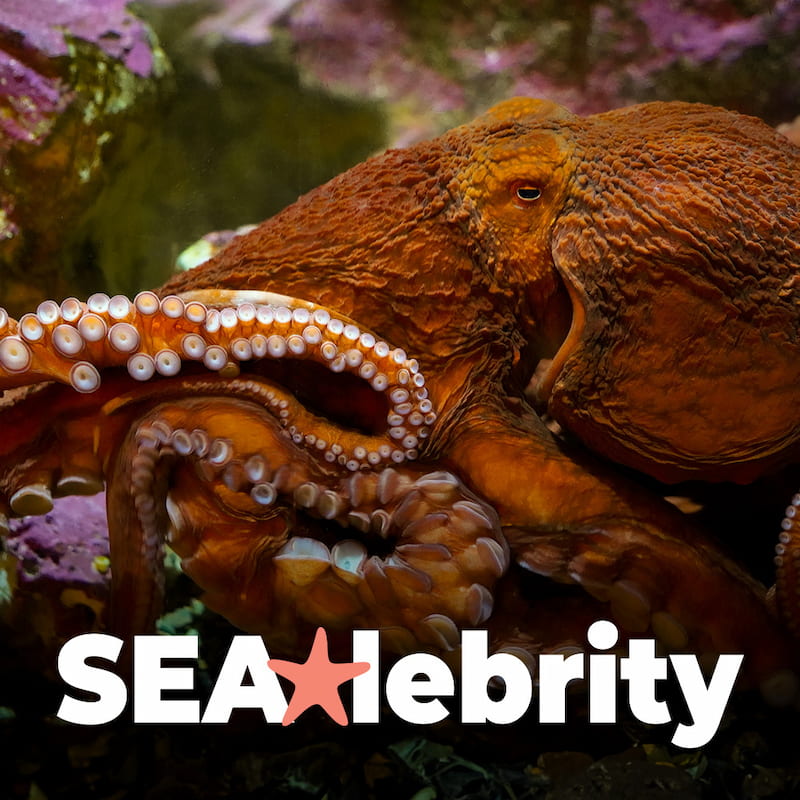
[0, 98, 799, 698]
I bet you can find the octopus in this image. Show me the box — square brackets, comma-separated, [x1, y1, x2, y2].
[0, 97, 799, 698]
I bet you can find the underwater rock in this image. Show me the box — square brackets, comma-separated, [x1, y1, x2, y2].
[0, 0, 167, 315]
[139, 0, 800, 143]
[2, 494, 110, 652]
[6, 494, 110, 590]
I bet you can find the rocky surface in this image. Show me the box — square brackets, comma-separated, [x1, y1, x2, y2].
[0, 0, 167, 315]
[140, 0, 800, 141]
[1, 495, 110, 672]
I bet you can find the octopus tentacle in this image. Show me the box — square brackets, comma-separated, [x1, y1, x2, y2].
[108, 394, 507, 655]
[510, 522, 799, 695]
[0, 290, 495, 657]
[0, 292, 435, 470]
[775, 490, 800, 637]
[446, 405, 798, 691]
[102, 373, 419, 474]
[0, 379, 125, 521]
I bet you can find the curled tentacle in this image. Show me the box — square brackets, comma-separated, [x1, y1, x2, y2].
[107, 395, 507, 655]
[0, 291, 477, 657]
[0, 291, 436, 470]
[0, 292, 494, 658]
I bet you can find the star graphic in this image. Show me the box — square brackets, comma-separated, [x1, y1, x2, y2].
[268, 627, 370, 726]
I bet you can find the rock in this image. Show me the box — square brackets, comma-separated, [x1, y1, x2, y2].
[0, 0, 167, 315]
[139, 0, 800, 143]
[2, 494, 110, 653]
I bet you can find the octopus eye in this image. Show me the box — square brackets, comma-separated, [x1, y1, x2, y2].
[514, 185, 542, 203]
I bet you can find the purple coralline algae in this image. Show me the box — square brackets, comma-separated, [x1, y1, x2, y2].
[0, 0, 166, 313]
[0, 0, 157, 147]
[139, 0, 800, 141]
[0, 0, 155, 76]
[6, 494, 110, 590]
[2, 494, 110, 640]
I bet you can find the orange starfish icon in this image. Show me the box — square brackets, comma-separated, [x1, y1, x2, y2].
[268, 627, 371, 726]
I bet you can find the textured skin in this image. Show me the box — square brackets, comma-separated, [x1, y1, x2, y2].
[165, 98, 800, 483]
[544, 104, 800, 483]
[1, 98, 799, 687]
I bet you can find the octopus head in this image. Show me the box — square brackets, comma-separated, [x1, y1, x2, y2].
[462, 99, 800, 484]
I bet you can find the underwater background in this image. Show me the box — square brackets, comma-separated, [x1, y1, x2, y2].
[2, 1, 800, 798]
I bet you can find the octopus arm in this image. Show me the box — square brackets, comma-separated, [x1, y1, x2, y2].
[445, 397, 796, 692]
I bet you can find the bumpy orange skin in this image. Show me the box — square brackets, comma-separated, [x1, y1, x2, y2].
[166, 98, 800, 485]
[1, 98, 799, 685]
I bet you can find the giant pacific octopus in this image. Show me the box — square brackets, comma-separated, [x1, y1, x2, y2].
[1, 98, 799, 694]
